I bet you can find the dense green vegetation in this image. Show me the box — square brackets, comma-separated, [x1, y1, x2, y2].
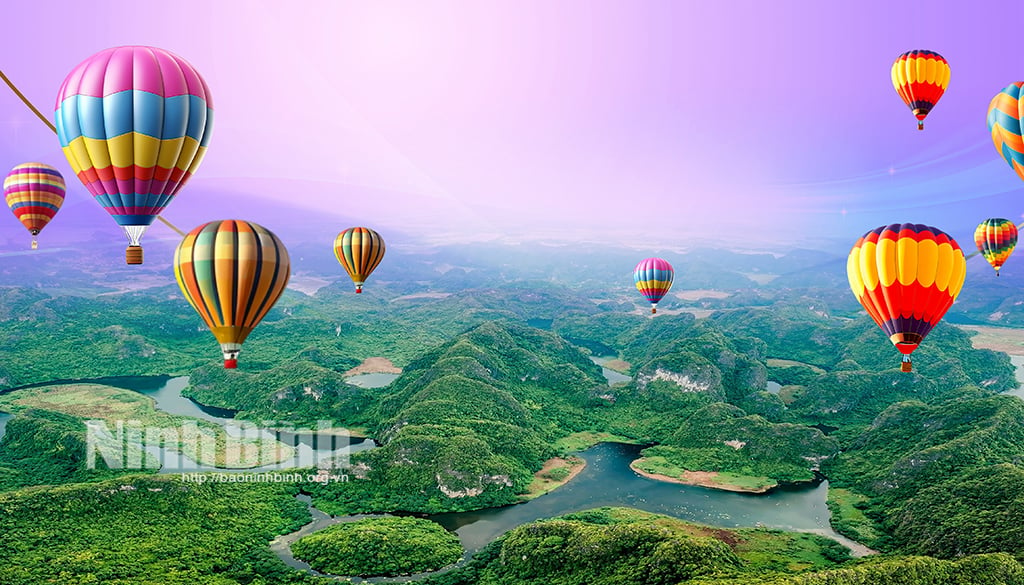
[0, 409, 134, 490]
[185, 358, 373, 426]
[302, 321, 606, 514]
[419, 507, 853, 585]
[0, 475, 317, 585]
[823, 396, 1024, 557]
[637, 402, 838, 488]
[291, 516, 462, 577]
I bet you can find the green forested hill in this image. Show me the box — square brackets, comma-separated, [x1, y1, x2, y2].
[302, 320, 608, 514]
[419, 507, 1024, 585]
[0, 475, 316, 585]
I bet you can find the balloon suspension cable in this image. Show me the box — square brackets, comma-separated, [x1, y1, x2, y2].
[157, 215, 186, 237]
[3, 68, 183, 235]
[0, 69, 57, 134]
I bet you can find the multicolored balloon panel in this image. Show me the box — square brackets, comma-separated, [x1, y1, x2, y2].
[987, 82, 1024, 182]
[3, 163, 65, 249]
[847, 223, 965, 372]
[54, 46, 214, 263]
[891, 50, 949, 130]
[334, 227, 386, 293]
[633, 257, 674, 314]
[174, 220, 290, 368]
[974, 218, 1018, 275]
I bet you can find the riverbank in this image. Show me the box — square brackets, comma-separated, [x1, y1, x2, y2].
[522, 456, 586, 499]
[345, 357, 402, 376]
[956, 324, 1024, 356]
[630, 457, 777, 493]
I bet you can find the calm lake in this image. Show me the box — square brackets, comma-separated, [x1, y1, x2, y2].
[1007, 356, 1024, 400]
[345, 373, 400, 388]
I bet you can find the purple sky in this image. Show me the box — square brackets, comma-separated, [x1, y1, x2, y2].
[3, 1, 1024, 252]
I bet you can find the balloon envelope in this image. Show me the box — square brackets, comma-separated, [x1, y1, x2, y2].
[987, 82, 1024, 182]
[174, 220, 290, 368]
[891, 50, 949, 130]
[3, 163, 65, 249]
[55, 45, 214, 264]
[974, 218, 1018, 275]
[847, 223, 965, 371]
[634, 257, 674, 313]
[334, 227, 385, 293]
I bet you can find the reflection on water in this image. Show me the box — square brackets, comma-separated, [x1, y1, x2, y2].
[590, 356, 631, 385]
[116, 376, 377, 473]
[0, 412, 10, 443]
[766, 381, 782, 394]
[345, 373, 400, 388]
[132, 376, 239, 422]
[1007, 356, 1024, 400]
[428, 442, 840, 554]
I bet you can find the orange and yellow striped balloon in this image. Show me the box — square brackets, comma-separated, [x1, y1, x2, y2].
[891, 50, 950, 130]
[847, 223, 965, 372]
[334, 227, 385, 293]
[174, 220, 290, 368]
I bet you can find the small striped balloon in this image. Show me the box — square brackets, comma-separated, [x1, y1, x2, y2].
[3, 163, 66, 249]
[988, 82, 1024, 182]
[974, 218, 1018, 275]
[334, 227, 386, 293]
[633, 257, 674, 314]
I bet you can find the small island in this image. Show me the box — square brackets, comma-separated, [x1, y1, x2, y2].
[630, 456, 778, 493]
[290, 516, 462, 578]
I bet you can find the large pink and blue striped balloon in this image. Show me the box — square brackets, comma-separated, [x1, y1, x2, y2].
[54, 46, 214, 263]
[633, 257, 674, 314]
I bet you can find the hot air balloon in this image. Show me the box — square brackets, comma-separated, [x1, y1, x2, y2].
[891, 50, 949, 130]
[847, 223, 965, 372]
[634, 258, 674, 314]
[174, 220, 290, 369]
[975, 218, 1018, 276]
[54, 46, 213, 265]
[334, 227, 385, 293]
[3, 163, 65, 249]
[987, 82, 1024, 181]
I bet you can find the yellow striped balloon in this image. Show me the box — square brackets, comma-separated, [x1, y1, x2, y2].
[334, 227, 385, 293]
[847, 223, 965, 372]
[891, 50, 950, 130]
[174, 220, 290, 368]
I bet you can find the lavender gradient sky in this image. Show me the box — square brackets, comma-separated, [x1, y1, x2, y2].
[3, 1, 1024, 252]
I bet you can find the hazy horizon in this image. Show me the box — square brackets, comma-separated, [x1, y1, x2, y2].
[3, 1, 1024, 253]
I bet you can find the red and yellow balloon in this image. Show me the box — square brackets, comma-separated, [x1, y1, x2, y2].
[847, 223, 965, 372]
[891, 50, 949, 130]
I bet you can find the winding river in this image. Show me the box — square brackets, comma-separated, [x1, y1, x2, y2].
[0, 369, 881, 581]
